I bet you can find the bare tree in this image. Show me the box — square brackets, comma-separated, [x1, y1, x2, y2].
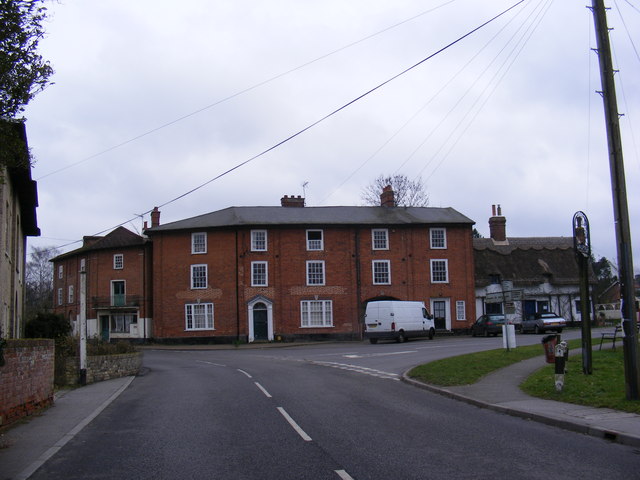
[25, 245, 59, 320]
[361, 174, 429, 207]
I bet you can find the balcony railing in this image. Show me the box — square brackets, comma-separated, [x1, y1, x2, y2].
[91, 295, 142, 309]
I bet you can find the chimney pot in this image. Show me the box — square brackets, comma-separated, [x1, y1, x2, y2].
[489, 206, 506, 242]
[380, 185, 395, 207]
[281, 195, 305, 207]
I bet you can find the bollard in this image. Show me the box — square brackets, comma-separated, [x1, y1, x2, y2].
[554, 341, 568, 392]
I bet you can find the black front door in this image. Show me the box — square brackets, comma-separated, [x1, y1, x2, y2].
[433, 300, 447, 330]
[253, 303, 268, 340]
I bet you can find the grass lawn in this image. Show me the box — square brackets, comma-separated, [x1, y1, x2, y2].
[407, 338, 640, 414]
[408, 339, 583, 387]
[521, 348, 640, 414]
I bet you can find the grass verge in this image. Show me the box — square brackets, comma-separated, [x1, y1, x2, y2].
[408, 339, 582, 386]
[521, 348, 640, 414]
[407, 338, 639, 414]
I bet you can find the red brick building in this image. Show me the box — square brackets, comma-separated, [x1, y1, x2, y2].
[51, 227, 153, 341]
[145, 190, 476, 342]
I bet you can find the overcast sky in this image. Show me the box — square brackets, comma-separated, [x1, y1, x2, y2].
[24, 0, 640, 273]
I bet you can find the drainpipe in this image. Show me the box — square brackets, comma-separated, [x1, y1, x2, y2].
[355, 228, 363, 339]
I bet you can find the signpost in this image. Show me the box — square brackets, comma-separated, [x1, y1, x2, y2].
[573, 211, 592, 375]
[484, 284, 523, 351]
[485, 292, 504, 304]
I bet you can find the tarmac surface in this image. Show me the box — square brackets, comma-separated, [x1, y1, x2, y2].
[2, 346, 640, 480]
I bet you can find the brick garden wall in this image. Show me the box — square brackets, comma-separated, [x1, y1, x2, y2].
[0, 339, 54, 428]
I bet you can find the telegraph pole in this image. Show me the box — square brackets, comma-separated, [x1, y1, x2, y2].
[591, 0, 639, 399]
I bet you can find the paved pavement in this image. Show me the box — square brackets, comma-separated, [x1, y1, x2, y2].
[2, 348, 640, 480]
[403, 351, 640, 448]
[0, 376, 135, 480]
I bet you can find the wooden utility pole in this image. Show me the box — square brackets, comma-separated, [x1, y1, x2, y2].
[591, 0, 639, 399]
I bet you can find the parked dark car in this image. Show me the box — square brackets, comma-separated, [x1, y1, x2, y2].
[471, 314, 506, 337]
[521, 312, 566, 334]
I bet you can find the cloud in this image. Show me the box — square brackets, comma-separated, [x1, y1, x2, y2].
[23, 1, 639, 273]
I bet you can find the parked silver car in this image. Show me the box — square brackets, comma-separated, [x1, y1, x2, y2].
[521, 312, 566, 334]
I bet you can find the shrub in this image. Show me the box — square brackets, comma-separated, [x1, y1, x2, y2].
[86, 339, 137, 355]
[54, 336, 137, 357]
[25, 312, 71, 339]
[54, 335, 78, 357]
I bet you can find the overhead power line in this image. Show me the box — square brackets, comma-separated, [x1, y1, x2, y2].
[35, 0, 458, 181]
[150, 0, 527, 211]
[47, 1, 526, 254]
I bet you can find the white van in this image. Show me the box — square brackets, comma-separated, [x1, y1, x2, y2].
[364, 300, 435, 344]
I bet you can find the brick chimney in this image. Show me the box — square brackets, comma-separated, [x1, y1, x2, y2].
[151, 207, 161, 227]
[380, 185, 395, 207]
[281, 195, 305, 207]
[489, 204, 506, 242]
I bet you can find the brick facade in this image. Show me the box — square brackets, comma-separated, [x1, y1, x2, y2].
[51, 228, 153, 341]
[148, 198, 477, 342]
[53, 193, 477, 343]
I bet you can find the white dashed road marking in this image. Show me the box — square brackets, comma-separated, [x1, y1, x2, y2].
[343, 350, 417, 359]
[196, 360, 226, 367]
[335, 469, 355, 479]
[277, 407, 312, 441]
[254, 382, 272, 398]
[311, 361, 399, 381]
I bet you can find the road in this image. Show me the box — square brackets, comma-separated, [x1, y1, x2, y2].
[31, 330, 639, 479]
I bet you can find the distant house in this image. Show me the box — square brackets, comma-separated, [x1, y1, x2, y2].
[474, 205, 589, 326]
[594, 279, 640, 325]
[145, 188, 477, 342]
[0, 120, 40, 339]
[50, 227, 153, 341]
